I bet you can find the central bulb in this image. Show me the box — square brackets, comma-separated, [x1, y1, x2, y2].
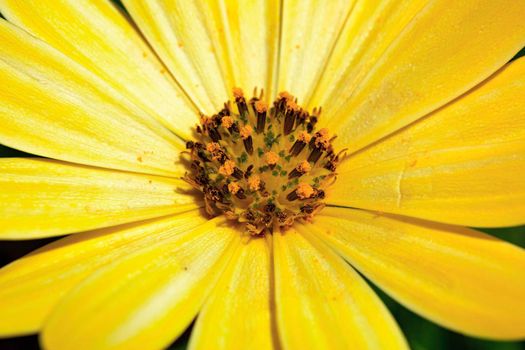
[183, 88, 341, 235]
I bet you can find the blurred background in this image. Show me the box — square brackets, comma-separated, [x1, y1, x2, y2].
[1, 1, 524, 348]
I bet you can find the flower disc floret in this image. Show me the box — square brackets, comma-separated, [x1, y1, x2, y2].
[183, 88, 342, 235]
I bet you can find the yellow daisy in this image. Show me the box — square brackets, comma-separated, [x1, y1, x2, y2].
[1, 1, 525, 349]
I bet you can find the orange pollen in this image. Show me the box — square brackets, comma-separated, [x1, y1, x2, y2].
[255, 100, 268, 113]
[298, 131, 312, 142]
[264, 151, 279, 165]
[296, 183, 314, 199]
[315, 135, 331, 148]
[228, 182, 241, 194]
[286, 99, 299, 111]
[278, 91, 293, 101]
[183, 89, 342, 236]
[200, 115, 212, 126]
[232, 87, 244, 99]
[247, 175, 261, 191]
[206, 142, 221, 153]
[219, 160, 236, 176]
[296, 161, 311, 173]
[240, 125, 253, 139]
[221, 116, 233, 128]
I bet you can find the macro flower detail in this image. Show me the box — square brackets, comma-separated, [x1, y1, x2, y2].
[0, 1, 524, 350]
[184, 88, 337, 235]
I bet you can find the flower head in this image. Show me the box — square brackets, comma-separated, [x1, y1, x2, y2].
[0, 1, 525, 350]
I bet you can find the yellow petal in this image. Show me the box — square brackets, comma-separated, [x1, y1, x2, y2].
[122, 0, 230, 113]
[0, 21, 185, 176]
[330, 57, 525, 227]
[314, 208, 525, 340]
[42, 218, 239, 350]
[277, 0, 356, 103]
[189, 236, 273, 350]
[0, 0, 197, 137]
[0, 211, 206, 337]
[307, 0, 428, 110]
[325, 0, 525, 153]
[0, 158, 199, 239]
[196, 0, 281, 99]
[273, 229, 407, 350]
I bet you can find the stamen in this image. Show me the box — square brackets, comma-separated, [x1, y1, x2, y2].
[183, 88, 342, 235]
[264, 151, 279, 167]
[240, 125, 254, 155]
[255, 100, 268, 133]
[233, 87, 249, 121]
[289, 160, 311, 179]
[296, 183, 314, 199]
[219, 160, 236, 176]
[228, 181, 241, 194]
[283, 99, 299, 135]
[221, 116, 234, 129]
[307, 145, 323, 164]
[247, 175, 261, 191]
[206, 142, 221, 153]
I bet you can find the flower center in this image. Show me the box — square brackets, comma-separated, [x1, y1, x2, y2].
[183, 88, 341, 235]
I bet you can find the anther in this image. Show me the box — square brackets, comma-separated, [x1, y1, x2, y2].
[197, 149, 210, 162]
[233, 87, 249, 121]
[286, 189, 298, 201]
[324, 160, 337, 172]
[289, 131, 311, 156]
[207, 186, 223, 202]
[244, 164, 254, 178]
[289, 160, 311, 179]
[240, 125, 254, 155]
[227, 182, 241, 195]
[300, 204, 314, 214]
[277, 211, 288, 223]
[247, 175, 261, 191]
[235, 188, 247, 199]
[221, 116, 234, 129]
[208, 127, 221, 142]
[296, 183, 314, 199]
[264, 203, 276, 213]
[283, 99, 299, 135]
[264, 151, 279, 169]
[232, 167, 244, 180]
[219, 160, 236, 176]
[255, 100, 268, 133]
[307, 146, 323, 164]
[183, 89, 340, 235]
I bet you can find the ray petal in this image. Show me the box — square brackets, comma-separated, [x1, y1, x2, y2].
[0, 21, 187, 176]
[329, 57, 525, 227]
[194, 0, 281, 100]
[0, 211, 206, 337]
[307, 0, 428, 110]
[122, 0, 231, 113]
[277, 0, 357, 103]
[0, 158, 199, 239]
[315, 208, 525, 339]
[42, 218, 239, 350]
[325, 0, 525, 153]
[273, 228, 408, 350]
[0, 0, 197, 137]
[189, 236, 273, 350]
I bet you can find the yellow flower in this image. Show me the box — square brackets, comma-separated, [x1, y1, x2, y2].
[0, 1, 525, 350]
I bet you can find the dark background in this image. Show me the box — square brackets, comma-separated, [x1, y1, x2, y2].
[1, 2, 524, 348]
